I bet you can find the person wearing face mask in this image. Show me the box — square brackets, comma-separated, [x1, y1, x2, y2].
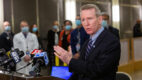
[47, 21, 60, 71]
[13, 21, 39, 75]
[0, 21, 14, 52]
[57, 20, 73, 66]
[59, 20, 73, 50]
[70, 16, 89, 59]
[101, 13, 120, 39]
[31, 24, 43, 49]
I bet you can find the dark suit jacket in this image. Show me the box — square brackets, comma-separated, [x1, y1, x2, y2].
[69, 29, 120, 80]
[108, 26, 119, 39]
[0, 32, 14, 52]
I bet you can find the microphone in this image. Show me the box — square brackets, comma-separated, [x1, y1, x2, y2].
[0, 49, 24, 72]
[30, 49, 42, 58]
[10, 49, 24, 63]
[29, 52, 49, 76]
[0, 48, 6, 55]
[33, 52, 49, 66]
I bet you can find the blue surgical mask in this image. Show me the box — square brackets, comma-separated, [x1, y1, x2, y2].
[53, 25, 58, 30]
[75, 20, 81, 26]
[5, 26, 11, 31]
[65, 25, 71, 30]
[101, 20, 108, 28]
[32, 27, 38, 32]
[22, 27, 29, 33]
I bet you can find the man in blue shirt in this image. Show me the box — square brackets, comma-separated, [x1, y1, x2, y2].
[71, 16, 89, 59]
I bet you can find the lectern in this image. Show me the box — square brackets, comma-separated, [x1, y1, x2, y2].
[0, 70, 64, 80]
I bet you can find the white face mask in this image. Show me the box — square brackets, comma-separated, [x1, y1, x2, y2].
[5, 26, 11, 31]
[22, 26, 29, 33]
[101, 20, 108, 28]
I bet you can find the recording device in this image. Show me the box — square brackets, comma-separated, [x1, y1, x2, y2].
[0, 48, 24, 72]
[29, 52, 49, 76]
[30, 49, 42, 58]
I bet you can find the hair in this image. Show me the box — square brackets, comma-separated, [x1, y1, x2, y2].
[20, 20, 28, 26]
[64, 20, 72, 26]
[101, 12, 109, 20]
[80, 4, 101, 17]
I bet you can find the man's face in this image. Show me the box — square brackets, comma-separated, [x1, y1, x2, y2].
[81, 8, 102, 35]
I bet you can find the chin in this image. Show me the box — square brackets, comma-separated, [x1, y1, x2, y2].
[86, 31, 93, 35]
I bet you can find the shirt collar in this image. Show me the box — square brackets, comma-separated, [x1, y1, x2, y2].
[90, 27, 104, 45]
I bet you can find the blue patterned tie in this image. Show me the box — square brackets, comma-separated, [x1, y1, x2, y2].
[85, 39, 93, 60]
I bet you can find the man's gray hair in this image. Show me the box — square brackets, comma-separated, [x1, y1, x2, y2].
[80, 4, 101, 17]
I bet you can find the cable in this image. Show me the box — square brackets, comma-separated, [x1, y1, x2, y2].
[16, 62, 32, 72]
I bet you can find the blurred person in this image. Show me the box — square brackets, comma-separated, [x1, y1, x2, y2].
[101, 13, 120, 39]
[31, 24, 43, 49]
[71, 16, 89, 59]
[54, 4, 120, 80]
[47, 21, 60, 67]
[59, 20, 73, 50]
[13, 21, 39, 75]
[0, 21, 14, 52]
[133, 19, 142, 37]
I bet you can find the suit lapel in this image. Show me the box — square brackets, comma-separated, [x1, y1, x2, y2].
[86, 29, 108, 60]
[80, 39, 89, 60]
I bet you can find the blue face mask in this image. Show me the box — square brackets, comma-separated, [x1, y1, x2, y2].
[5, 26, 11, 31]
[32, 27, 38, 32]
[101, 20, 108, 28]
[22, 27, 29, 33]
[75, 20, 81, 26]
[53, 25, 58, 30]
[65, 25, 71, 30]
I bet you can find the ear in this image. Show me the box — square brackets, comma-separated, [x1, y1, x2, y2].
[97, 16, 103, 25]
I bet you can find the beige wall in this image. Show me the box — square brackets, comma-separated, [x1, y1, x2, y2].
[0, 0, 4, 34]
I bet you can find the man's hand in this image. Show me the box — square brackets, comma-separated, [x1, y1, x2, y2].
[24, 55, 31, 62]
[73, 53, 80, 59]
[54, 46, 73, 64]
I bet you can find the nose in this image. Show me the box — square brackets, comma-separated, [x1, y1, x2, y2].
[84, 20, 89, 26]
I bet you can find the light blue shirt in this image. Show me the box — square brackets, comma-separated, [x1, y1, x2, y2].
[90, 27, 104, 47]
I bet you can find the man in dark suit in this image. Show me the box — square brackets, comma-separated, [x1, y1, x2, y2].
[54, 4, 120, 80]
[101, 13, 120, 39]
[0, 21, 14, 52]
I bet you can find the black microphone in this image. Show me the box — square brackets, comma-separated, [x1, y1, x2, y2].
[0, 48, 6, 55]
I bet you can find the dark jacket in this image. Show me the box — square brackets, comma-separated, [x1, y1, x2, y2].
[108, 26, 119, 39]
[71, 27, 89, 55]
[69, 29, 120, 80]
[47, 30, 60, 52]
[133, 23, 142, 37]
[0, 32, 14, 52]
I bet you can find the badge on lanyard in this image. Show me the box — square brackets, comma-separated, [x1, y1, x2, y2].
[76, 43, 80, 52]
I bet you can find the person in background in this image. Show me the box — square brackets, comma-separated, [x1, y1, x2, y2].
[47, 21, 60, 67]
[133, 19, 142, 37]
[54, 4, 120, 80]
[101, 13, 120, 39]
[13, 21, 39, 75]
[0, 21, 14, 52]
[59, 20, 72, 50]
[31, 24, 43, 49]
[71, 16, 89, 59]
